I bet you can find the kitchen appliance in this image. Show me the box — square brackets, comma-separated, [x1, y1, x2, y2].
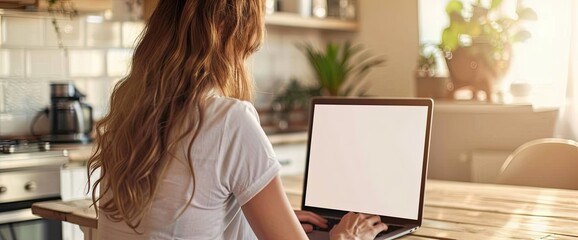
[46, 83, 93, 144]
[0, 138, 68, 240]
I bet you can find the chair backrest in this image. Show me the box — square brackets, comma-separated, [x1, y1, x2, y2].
[496, 138, 578, 190]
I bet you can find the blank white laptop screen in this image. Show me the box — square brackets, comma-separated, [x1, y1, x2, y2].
[305, 104, 429, 220]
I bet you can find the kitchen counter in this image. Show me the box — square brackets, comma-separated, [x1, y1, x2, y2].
[52, 131, 308, 164]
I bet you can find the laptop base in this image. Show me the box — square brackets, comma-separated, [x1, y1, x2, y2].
[306, 225, 418, 240]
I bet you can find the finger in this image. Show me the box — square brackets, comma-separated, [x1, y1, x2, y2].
[371, 222, 389, 236]
[341, 212, 356, 221]
[356, 212, 370, 219]
[344, 212, 356, 218]
[365, 215, 382, 225]
[342, 212, 363, 225]
[297, 211, 328, 224]
[298, 213, 328, 228]
[301, 223, 314, 233]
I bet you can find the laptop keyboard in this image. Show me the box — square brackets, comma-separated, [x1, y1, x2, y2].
[313, 218, 403, 236]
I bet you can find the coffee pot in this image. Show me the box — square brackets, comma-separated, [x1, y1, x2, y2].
[45, 83, 93, 143]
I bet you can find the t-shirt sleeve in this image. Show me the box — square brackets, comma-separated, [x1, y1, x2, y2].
[221, 101, 281, 206]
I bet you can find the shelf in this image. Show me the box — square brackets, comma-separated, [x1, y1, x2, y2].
[37, 0, 112, 13]
[265, 12, 358, 32]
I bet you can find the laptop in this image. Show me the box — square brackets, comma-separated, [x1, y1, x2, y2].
[302, 97, 433, 240]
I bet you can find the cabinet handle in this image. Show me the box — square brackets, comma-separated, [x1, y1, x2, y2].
[0, 186, 6, 194]
[25, 182, 37, 192]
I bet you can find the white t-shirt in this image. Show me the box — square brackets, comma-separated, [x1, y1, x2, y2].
[98, 96, 281, 239]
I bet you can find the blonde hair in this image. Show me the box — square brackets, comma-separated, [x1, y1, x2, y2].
[88, 0, 264, 231]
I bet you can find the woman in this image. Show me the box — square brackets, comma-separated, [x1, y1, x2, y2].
[88, 0, 387, 239]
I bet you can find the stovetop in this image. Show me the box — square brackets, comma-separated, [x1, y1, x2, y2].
[0, 138, 69, 170]
[0, 139, 51, 154]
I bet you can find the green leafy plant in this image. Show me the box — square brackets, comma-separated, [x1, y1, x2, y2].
[299, 42, 385, 96]
[268, 79, 319, 131]
[417, 43, 442, 77]
[440, 0, 537, 57]
[272, 79, 321, 112]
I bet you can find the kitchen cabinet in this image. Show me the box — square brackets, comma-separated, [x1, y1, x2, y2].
[142, 0, 357, 32]
[428, 102, 558, 182]
[61, 164, 99, 240]
[266, 12, 357, 31]
[0, 0, 37, 9]
[60, 164, 95, 201]
[36, 0, 112, 12]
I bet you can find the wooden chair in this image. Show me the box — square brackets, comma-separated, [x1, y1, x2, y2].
[496, 138, 578, 190]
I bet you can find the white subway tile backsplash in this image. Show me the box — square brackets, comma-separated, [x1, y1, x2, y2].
[0, 49, 25, 77]
[86, 21, 121, 47]
[83, 78, 115, 120]
[27, 50, 66, 78]
[69, 50, 105, 77]
[0, 80, 5, 113]
[0, 79, 50, 136]
[0, 112, 29, 136]
[121, 21, 145, 48]
[1, 17, 45, 47]
[107, 49, 132, 77]
[3, 78, 48, 113]
[69, 78, 115, 120]
[45, 17, 85, 47]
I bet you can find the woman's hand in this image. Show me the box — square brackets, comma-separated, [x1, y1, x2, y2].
[329, 212, 388, 240]
[294, 210, 328, 233]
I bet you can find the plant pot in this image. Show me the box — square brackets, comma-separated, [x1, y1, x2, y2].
[445, 43, 511, 102]
[415, 76, 452, 99]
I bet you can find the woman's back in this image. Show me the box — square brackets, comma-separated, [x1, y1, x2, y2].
[98, 96, 281, 239]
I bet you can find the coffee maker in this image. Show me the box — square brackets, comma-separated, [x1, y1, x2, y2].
[46, 83, 93, 143]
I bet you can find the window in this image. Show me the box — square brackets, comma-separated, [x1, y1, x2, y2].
[418, 0, 574, 106]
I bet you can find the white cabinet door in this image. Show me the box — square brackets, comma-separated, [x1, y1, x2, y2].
[61, 165, 99, 201]
[61, 165, 100, 240]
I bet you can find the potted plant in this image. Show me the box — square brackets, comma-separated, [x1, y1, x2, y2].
[298, 41, 385, 96]
[440, 0, 536, 101]
[270, 79, 320, 131]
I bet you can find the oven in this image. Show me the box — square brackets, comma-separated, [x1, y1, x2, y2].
[0, 140, 68, 240]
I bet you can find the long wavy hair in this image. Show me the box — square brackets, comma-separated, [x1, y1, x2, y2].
[88, 0, 264, 231]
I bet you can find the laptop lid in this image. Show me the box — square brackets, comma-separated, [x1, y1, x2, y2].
[301, 97, 433, 227]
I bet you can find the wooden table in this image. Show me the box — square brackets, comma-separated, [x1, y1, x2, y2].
[33, 176, 578, 239]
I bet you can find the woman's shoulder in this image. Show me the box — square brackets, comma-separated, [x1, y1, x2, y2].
[207, 96, 257, 117]
[205, 96, 259, 122]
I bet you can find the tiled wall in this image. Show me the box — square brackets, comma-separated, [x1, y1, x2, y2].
[0, 13, 140, 136]
[0, 13, 321, 136]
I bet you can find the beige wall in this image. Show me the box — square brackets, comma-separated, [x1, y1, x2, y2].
[353, 0, 419, 97]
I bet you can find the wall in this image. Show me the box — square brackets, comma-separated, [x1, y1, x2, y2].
[353, 0, 419, 97]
